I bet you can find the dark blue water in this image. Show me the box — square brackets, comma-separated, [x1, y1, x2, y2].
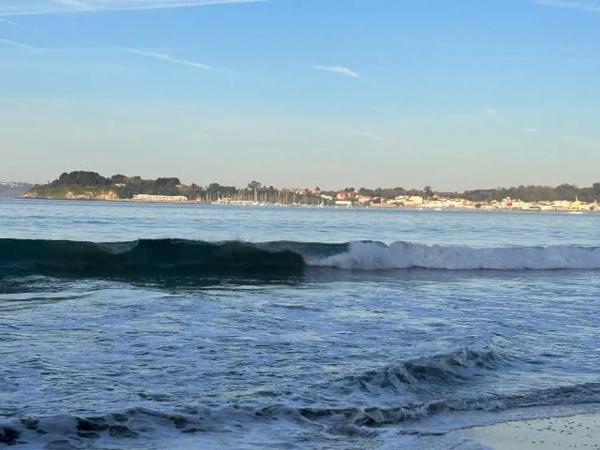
[1, 199, 600, 449]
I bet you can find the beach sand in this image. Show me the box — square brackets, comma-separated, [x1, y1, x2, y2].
[464, 414, 600, 449]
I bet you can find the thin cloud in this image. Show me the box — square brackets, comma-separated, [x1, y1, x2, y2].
[55, 0, 96, 11]
[350, 130, 389, 143]
[558, 134, 600, 147]
[119, 46, 242, 75]
[0, 18, 30, 31]
[0, 38, 38, 50]
[0, 0, 266, 16]
[311, 65, 360, 79]
[485, 107, 498, 115]
[535, 0, 600, 12]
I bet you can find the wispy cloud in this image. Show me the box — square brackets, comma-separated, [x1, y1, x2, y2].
[558, 134, 600, 147]
[349, 130, 389, 143]
[119, 46, 242, 75]
[0, 18, 18, 25]
[311, 65, 360, 79]
[55, 0, 96, 11]
[0, 38, 38, 51]
[0, 18, 30, 31]
[0, 0, 266, 16]
[485, 107, 497, 115]
[535, 0, 600, 12]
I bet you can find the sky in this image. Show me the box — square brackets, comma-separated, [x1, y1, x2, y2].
[0, 0, 599, 191]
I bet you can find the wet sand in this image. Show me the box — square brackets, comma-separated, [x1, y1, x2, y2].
[465, 414, 600, 449]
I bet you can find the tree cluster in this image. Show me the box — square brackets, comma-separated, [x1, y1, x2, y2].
[463, 183, 600, 203]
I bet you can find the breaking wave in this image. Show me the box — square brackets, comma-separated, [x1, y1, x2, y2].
[3, 368, 600, 447]
[1, 238, 599, 275]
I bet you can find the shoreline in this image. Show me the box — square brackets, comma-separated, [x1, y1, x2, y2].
[12, 197, 600, 215]
[464, 413, 600, 449]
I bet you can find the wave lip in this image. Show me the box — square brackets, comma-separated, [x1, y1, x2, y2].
[305, 241, 600, 270]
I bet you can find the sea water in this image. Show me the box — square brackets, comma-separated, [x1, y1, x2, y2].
[1, 199, 600, 449]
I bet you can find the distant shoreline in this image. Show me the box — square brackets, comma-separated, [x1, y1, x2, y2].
[20, 171, 600, 214]
[15, 196, 600, 214]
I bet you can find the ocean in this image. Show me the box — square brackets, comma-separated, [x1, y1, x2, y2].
[1, 199, 600, 449]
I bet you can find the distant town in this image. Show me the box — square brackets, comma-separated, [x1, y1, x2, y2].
[16, 171, 600, 213]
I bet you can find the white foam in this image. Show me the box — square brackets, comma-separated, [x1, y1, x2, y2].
[305, 241, 600, 270]
[96, 240, 139, 254]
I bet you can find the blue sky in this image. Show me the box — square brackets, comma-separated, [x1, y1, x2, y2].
[1, 0, 599, 190]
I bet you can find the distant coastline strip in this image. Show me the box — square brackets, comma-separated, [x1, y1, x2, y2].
[20, 170, 600, 213]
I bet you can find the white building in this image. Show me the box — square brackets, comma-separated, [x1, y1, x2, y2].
[132, 194, 188, 203]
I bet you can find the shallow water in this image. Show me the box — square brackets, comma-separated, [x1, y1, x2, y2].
[1, 199, 600, 449]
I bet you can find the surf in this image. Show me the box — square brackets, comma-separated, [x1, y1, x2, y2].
[1, 239, 600, 275]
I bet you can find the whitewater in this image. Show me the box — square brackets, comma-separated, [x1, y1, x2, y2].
[1, 199, 600, 449]
[302, 240, 600, 270]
